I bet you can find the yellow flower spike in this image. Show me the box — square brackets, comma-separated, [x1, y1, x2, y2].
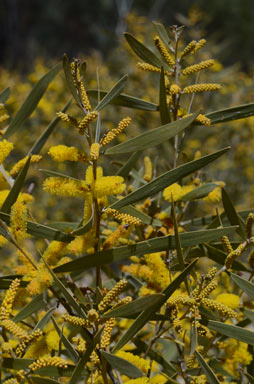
[48, 145, 87, 162]
[225, 242, 247, 269]
[154, 35, 174, 66]
[100, 318, 115, 348]
[195, 114, 211, 126]
[205, 266, 218, 281]
[116, 351, 150, 374]
[72, 336, 87, 353]
[0, 113, 9, 123]
[105, 208, 142, 225]
[43, 177, 90, 198]
[173, 318, 183, 334]
[0, 278, 20, 321]
[182, 59, 215, 75]
[221, 235, 233, 254]
[183, 83, 222, 94]
[167, 295, 196, 308]
[136, 62, 172, 76]
[4, 379, 19, 384]
[90, 142, 101, 160]
[70, 60, 81, 85]
[56, 111, 79, 127]
[203, 186, 222, 203]
[163, 183, 184, 202]
[15, 329, 43, 357]
[143, 156, 152, 182]
[192, 38, 206, 53]
[80, 82, 92, 111]
[124, 378, 149, 384]
[98, 279, 127, 313]
[215, 293, 240, 310]
[144, 253, 170, 289]
[78, 111, 98, 135]
[42, 240, 67, 266]
[190, 375, 207, 384]
[100, 117, 131, 146]
[10, 155, 42, 177]
[28, 356, 68, 372]
[246, 212, 254, 238]
[83, 193, 93, 223]
[94, 176, 125, 198]
[0, 139, 14, 164]
[181, 40, 196, 57]
[10, 200, 29, 241]
[103, 225, 129, 249]
[63, 314, 90, 328]
[197, 280, 218, 300]
[248, 249, 254, 269]
[1, 319, 27, 338]
[170, 84, 182, 95]
[200, 298, 237, 318]
[87, 309, 99, 322]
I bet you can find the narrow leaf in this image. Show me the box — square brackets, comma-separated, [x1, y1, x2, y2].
[87, 89, 159, 111]
[54, 226, 236, 273]
[124, 32, 172, 72]
[0, 211, 74, 242]
[13, 294, 45, 323]
[51, 317, 79, 363]
[208, 320, 254, 345]
[29, 98, 72, 155]
[230, 272, 254, 300]
[182, 183, 218, 201]
[0, 87, 10, 103]
[206, 103, 254, 124]
[101, 351, 143, 378]
[159, 67, 170, 125]
[110, 147, 230, 209]
[195, 351, 220, 384]
[29, 377, 59, 384]
[102, 294, 164, 318]
[105, 112, 198, 155]
[70, 212, 93, 236]
[35, 307, 55, 330]
[117, 151, 142, 178]
[39, 168, 80, 181]
[244, 309, 254, 323]
[1, 156, 31, 214]
[244, 373, 254, 384]
[152, 21, 170, 46]
[95, 75, 128, 111]
[2, 63, 61, 139]
[113, 259, 197, 352]
[222, 188, 246, 239]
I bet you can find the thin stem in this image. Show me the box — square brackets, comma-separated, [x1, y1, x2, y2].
[0, 164, 14, 187]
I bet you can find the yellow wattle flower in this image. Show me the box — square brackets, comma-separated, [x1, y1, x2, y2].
[163, 183, 183, 202]
[10, 155, 42, 176]
[94, 176, 125, 198]
[0, 139, 14, 164]
[43, 177, 90, 198]
[10, 200, 29, 241]
[48, 145, 86, 162]
[215, 293, 240, 309]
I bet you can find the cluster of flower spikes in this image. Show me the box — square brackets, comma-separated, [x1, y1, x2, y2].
[136, 27, 222, 127]
[62, 279, 134, 380]
[221, 212, 254, 270]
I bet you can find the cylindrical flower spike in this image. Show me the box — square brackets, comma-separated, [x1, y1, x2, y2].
[15, 329, 43, 357]
[28, 356, 68, 372]
[192, 38, 206, 53]
[170, 84, 182, 95]
[143, 156, 152, 182]
[63, 314, 90, 328]
[183, 83, 221, 94]
[154, 35, 175, 66]
[56, 112, 79, 127]
[182, 60, 214, 75]
[78, 111, 98, 135]
[0, 278, 20, 321]
[136, 62, 172, 76]
[100, 117, 131, 146]
[103, 225, 129, 249]
[98, 279, 127, 313]
[80, 82, 92, 111]
[48, 145, 87, 162]
[90, 143, 101, 160]
[225, 242, 247, 269]
[105, 208, 142, 225]
[181, 40, 196, 58]
[1, 319, 27, 339]
[10, 155, 42, 176]
[246, 213, 254, 238]
[0, 140, 14, 165]
[221, 236, 233, 254]
[100, 318, 115, 348]
[201, 298, 237, 318]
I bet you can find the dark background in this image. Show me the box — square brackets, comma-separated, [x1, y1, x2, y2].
[1, 0, 254, 71]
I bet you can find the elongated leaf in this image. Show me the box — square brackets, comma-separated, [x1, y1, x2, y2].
[87, 89, 159, 111]
[54, 226, 236, 273]
[171, 200, 184, 270]
[69, 329, 102, 384]
[195, 351, 220, 384]
[105, 112, 198, 155]
[0, 211, 74, 242]
[62, 54, 82, 107]
[124, 32, 172, 72]
[29, 99, 72, 155]
[102, 294, 164, 318]
[51, 317, 79, 363]
[230, 272, 254, 300]
[42, 257, 85, 318]
[2, 63, 61, 139]
[152, 21, 170, 46]
[35, 307, 55, 330]
[39, 168, 80, 181]
[1, 157, 31, 214]
[244, 373, 254, 384]
[48, 221, 79, 231]
[182, 183, 218, 202]
[117, 151, 142, 178]
[206, 103, 254, 124]
[222, 188, 246, 239]
[108, 196, 161, 226]
[113, 259, 197, 352]
[244, 309, 254, 323]
[70, 210, 93, 236]
[95, 75, 128, 111]
[101, 351, 143, 378]
[110, 147, 230, 209]
[29, 377, 59, 384]
[0, 87, 10, 103]
[159, 67, 171, 125]
[13, 294, 45, 323]
[208, 320, 254, 345]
